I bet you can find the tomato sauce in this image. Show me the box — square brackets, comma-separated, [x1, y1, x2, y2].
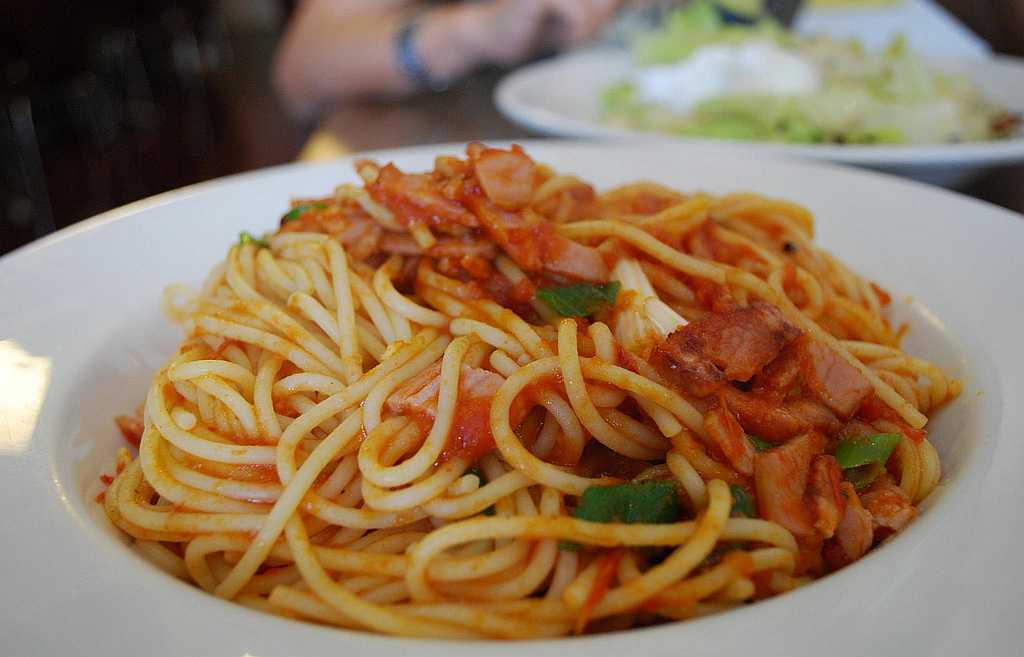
[436, 395, 497, 464]
[576, 549, 624, 634]
[856, 393, 927, 443]
[434, 373, 563, 465]
[115, 415, 144, 446]
[869, 282, 892, 307]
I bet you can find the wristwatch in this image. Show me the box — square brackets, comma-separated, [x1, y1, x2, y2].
[395, 11, 450, 92]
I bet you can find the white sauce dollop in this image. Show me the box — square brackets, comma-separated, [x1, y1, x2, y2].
[634, 40, 821, 114]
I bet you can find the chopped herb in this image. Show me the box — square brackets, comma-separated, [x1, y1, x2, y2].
[573, 480, 680, 525]
[281, 202, 328, 223]
[835, 433, 901, 470]
[562, 481, 681, 550]
[537, 281, 621, 318]
[729, 484, 756, 518]
[238, 231, 270, 248]
[844, 462, 886, 491]
[747, 434, 774, 452]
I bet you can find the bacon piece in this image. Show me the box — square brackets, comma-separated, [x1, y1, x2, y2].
[808, 455, 845, 538]
[654, 302, 801, 398]
[837, 419, 879, 442]
[794, 336, 871, 419]
[543, 231, 610, 282]
[720, 388, 808, 442]
[703, 398, 755, 476]
[532, 180, 597, 223]
[471, 273, 535, 318]
[472, 146, 536, 211]
[689, 277, 739, 314]
[388, 363, 444, 414]
[367, 163, 476, 230]
[784, 398, 843, 437]
[426, 239, 497, 260]
[824, 482, 875, 569]
[468, 199, 544, 270]
[652, 332, 725, 397]
[336, 215, 384, 260]
[754, 343, 801, 394]
[374, 229, 417, 254]
[861, 479, 916, 532]
[681, 302, 801, 382]
[753, 431, 826, 539]
[454, 145, 609, 282]
[468, 195, 608, 282]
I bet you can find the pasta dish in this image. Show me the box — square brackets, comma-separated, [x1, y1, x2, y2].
[101, 143, 959, 639]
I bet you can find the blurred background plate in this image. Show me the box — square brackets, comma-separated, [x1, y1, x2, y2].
[495, 48, 1024, 187]
[793, 0, 991, 59]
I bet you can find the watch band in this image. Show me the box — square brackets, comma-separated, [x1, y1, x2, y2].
[396, 12, 450, 92]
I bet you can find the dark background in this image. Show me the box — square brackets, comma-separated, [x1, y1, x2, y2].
[2, 0, 1021, 255]
[1, 0, 302, 255]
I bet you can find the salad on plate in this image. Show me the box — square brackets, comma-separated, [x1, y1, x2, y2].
[602, 1, 1020, 145]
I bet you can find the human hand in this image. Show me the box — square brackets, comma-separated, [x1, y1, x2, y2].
[465, 0, 621, 66]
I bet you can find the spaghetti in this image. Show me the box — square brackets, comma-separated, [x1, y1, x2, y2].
[103, 143, 959, 639]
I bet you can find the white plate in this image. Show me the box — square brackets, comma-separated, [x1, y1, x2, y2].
[2, 141, 1023, 657]
[495, 49, 1024, 186]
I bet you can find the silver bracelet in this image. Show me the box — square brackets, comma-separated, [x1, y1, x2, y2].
[395, 11, 450, 92]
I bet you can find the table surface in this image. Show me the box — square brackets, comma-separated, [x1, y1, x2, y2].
[299, 69, 1024, 216]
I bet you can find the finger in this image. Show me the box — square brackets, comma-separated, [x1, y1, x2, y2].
[478, 0, 550, 64]
[545, 0, 590, 44]
[544, 0, 619, 45]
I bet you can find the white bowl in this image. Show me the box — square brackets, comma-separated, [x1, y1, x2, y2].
[495, 49, 1024, 187]
[2, 141, 1023, 656]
